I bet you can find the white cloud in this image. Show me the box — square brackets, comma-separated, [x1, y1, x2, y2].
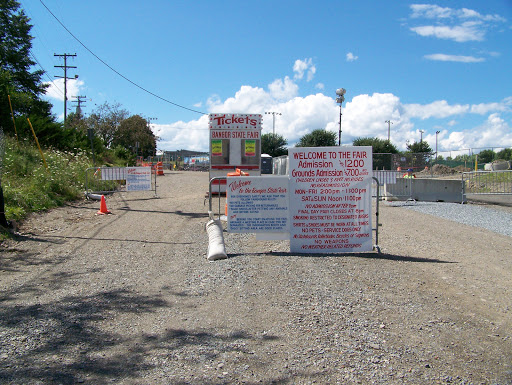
[293, 58, 316, 81]
[268, 77, 299, 101]
[153, 61, 512, 153]
[424, 53, 485, 62]
[404, 100, 469, 119]
[410, 4, 506, 22]
[409, 4, 506, 42]
[315, 83, 325, 90]
[470, 100, 511, 114]
[441, 113, 512, 150]
[156, 87, 512, 152]
[410, 4, 452, 19]
[44, 78, 84, 101]
[346, 52, 359, 62]
[411, 23, 485, 42]
[154, 116, 210, 152]
[341, 93, 404, 141]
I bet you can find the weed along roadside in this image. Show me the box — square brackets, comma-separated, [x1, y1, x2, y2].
[1, 170, 511, 384]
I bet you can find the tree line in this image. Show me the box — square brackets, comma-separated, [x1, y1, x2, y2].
[1, 0, 156, 165]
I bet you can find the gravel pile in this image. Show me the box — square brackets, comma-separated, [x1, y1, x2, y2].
[385, 201, 512, 237]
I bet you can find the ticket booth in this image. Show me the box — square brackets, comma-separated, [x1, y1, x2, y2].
[209, 113, 262, 193]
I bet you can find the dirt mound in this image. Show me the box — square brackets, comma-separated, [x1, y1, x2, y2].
[453, 165, 472, 172]
[431, 164, 458, 174]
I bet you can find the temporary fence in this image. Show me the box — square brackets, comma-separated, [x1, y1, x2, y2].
[273, 155, 289, 175]
[371, 170, 402, 198]
[84, 166, 157, 197]
[207, 176, 382, 252]
[462, 170, 512, 199]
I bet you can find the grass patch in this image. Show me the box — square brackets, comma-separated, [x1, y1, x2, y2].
[1, 136, 94, 222]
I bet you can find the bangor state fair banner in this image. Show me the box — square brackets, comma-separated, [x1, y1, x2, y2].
[289, 146, 373, 253]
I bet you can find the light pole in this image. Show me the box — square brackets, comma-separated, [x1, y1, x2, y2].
[265, 111, 281, 156]
[419, 129, 424, 143]
[435, 130, 440, 161]
[385, 120, 393, 142]
[336, 88, 346, 146]
[265, 111, 281, 136]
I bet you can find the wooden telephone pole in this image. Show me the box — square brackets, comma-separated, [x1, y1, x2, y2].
[54, 53, 78, 126]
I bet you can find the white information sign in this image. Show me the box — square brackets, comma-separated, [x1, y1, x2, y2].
[227, 176, 289, 233]
[101, 167, 127, 181]
[126, 167, 152, 191]
[289, 147, 373, 253]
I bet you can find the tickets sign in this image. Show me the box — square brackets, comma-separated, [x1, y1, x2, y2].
[288, 147, 373, 253]
[208, 113, 262, 130]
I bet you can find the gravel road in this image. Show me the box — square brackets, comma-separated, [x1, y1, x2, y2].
[1, 170, 511, 384]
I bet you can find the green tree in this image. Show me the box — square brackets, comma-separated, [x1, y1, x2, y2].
[296, 129, 337, 147]
[353, 137, 399, 170]
[86, 102, 129, 147]
[477, 149, 496, 164]
[0, 0, 56, 139]
[112, 115, 157, 158]
[261, 133, 288, 157]
[497, 148, 512, 161]
[352, 137, 399, 153]
[406, 140, 432, 153]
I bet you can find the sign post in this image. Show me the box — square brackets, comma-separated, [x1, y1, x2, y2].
[288, 146, 373, 253]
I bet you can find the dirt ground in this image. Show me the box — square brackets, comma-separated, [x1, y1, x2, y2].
[0, 170, 511, 384]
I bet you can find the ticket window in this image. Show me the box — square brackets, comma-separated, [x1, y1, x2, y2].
[241, 139, 260, 166]
[210, 139, 230, 165]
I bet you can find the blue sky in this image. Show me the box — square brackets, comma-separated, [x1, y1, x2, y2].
[20, 0, 512, 156]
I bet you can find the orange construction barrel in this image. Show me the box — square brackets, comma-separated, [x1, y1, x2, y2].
[156, 161, 164, 175]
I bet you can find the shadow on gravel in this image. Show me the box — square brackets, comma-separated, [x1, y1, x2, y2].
[0, 267, 103, 302]
[0, 288, 288, 384]
[233, 251, 455, 264]
[4, 232, 65, 245]
[0, 249, 67, 274]
[351, 252, 456, 264]
[117, 207, 208, 218]
[26, 234, 193, 245]
[0, 289, 168, 384]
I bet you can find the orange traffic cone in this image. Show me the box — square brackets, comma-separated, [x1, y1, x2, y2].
[97, 195, 112, 215]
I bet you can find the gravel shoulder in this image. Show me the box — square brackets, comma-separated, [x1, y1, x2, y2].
[1, 171, 511, 384]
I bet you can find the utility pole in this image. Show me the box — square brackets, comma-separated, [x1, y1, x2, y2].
[419, 129, 424, 143]
[264, 111, 281, 136]
[385, 120, 393, 142]
[54, 53, 78, 126]
[265, 111, 281, 156]
[71, 95, 87, 117]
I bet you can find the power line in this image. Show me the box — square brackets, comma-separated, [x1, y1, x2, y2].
[29, 52, 65, 97]
[39, 0, 206, 116]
